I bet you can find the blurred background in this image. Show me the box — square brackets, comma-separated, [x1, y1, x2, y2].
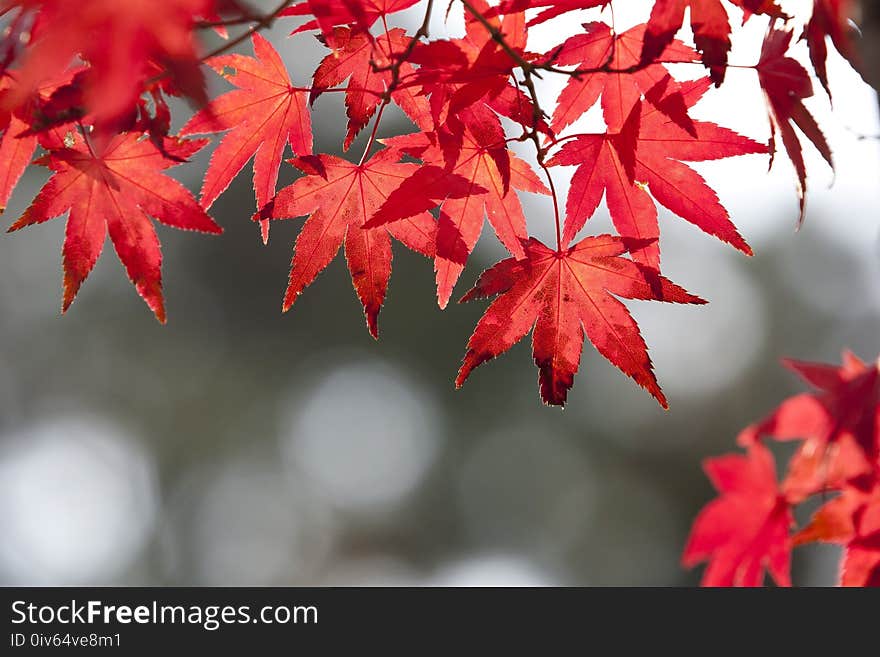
[0, 2, 878, 586]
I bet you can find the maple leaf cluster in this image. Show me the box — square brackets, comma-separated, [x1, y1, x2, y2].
[0, 0, 871, 415]
[684, 352, 880, 587]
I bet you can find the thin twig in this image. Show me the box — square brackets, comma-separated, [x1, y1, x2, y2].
[201, 0, 293, 60]
[144, 0, 292, 90]
[377, 0, 435, 101]
[459, 0, 564, 249]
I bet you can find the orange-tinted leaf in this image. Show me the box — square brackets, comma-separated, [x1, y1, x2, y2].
[796, 480, 880, 587]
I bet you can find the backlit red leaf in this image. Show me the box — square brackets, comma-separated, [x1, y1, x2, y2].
[181, 34, 312, 243]
[7, 132, 221, 322]
[549, 82, 765, 268]
[310, 26, 432, 150]
[457, 235, 705, 407]
[260, 149, 447, 338]
[372, 124, 548, 308]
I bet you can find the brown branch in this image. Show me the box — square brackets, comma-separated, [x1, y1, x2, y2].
[144, 1, 292, 90]
[374, 0, 435, 101]
[201, 0, 293, 60]
[196, 12, 263, 29]
[459, 0, 563, 249]
[459, 0, 538, 74]
[459, 0, 548, 162]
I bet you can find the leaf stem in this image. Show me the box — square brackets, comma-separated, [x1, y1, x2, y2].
[541, 163, 563, 253]
[359, 100, 387, 166]
[77, 121, 97, 157]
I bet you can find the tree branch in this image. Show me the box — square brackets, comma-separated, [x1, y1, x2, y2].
[201, 0, 293, 60]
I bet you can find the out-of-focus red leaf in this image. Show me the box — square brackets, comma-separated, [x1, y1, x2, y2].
[738, 351, 879, 502]
[757, 28, 833, 223]
[3, 0, 217, 132]
[805, 0, 866, 97]
[683, 444, 793, 587]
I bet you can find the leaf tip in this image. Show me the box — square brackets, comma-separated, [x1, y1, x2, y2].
[365, 310, 380, 340]
[650, 385, 670, 410]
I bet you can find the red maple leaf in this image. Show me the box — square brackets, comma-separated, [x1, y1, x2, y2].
[0, 113, 33, 214]
[369, 121, 548, 308]
[456, 235, 705, 407]
[795, 479, 880, 587]
[181, 34, 312, 244]
[547, 22, 696, 134]
[411, 39, 541, 144]
[7, 132, 222, 322]
[490, 0, 609, 26]
[409, 1, 543, 139]
[683, 443, 794, 587]
[310, 26, 432, 150]
[3, 0, 218, 131]
[549, 80, 765, 269]
[0, 71, 44, 211]
[642, 0, 787, 85]
[805, 0, 865, 98]
[0, 63, 89, 212]
[738, 351, 880, 502]
[757, 28, 833, 222]
[259, 149, 473, 338]
[281, 0, 420, 42]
